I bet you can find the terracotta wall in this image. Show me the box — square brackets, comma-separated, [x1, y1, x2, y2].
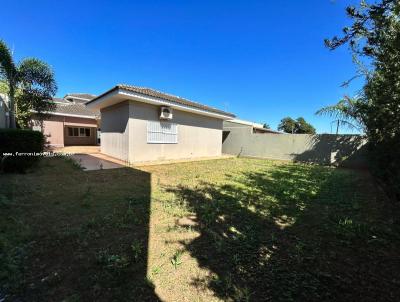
[64, 126, 97, 146]
[31, 115, 98, 147]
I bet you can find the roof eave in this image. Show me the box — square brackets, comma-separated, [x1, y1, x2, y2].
[30, 110, 98, 119]
[86, 87, 235, 120]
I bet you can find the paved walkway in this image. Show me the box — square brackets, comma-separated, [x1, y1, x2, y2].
[71, 153, 126, 171]
[52, 145, 126, 171]
[52, 145, 100, 154]
[52, 145, 234, 171]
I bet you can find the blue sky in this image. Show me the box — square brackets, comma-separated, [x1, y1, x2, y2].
[2, 0, 363, 133]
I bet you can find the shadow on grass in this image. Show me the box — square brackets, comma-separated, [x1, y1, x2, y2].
[168, 164, 400, 301]
[293, 134, 368, 168]
[0, 159, 161, 301]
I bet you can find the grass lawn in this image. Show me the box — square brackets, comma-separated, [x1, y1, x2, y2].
[1, 157, 399, 301]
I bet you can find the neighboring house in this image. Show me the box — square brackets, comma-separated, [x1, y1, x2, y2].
[223, 119, 282, 137]
[86, 84, 235, 163]
[31, 93, 100, 147]
[64, 93, 97, 104]
[0, 94, 10, 129]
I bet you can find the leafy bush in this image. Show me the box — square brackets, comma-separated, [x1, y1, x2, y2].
[0, 129, 44, 173]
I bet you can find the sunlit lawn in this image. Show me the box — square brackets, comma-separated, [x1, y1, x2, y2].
[1, 157, 399, 301]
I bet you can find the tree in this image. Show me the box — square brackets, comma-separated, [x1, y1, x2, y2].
[278, 117, 296, 133]
[326, 0, 400, 198]
[262, 123, 270, 129]
[278, 117, 316, 134]
[0, 80, 8, 94]
[0, 41, 17, 128]
[296, 117, 316, 134]
[315, 96, 364, 134]
[0, 40, 57, 128]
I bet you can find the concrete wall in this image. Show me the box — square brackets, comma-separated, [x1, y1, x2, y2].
[129, 101, 223, 162]
[222, 122, 367, 167]
[100, 101, 131, 161]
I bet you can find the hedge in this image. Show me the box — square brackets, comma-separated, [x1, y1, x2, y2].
[0, 129, 45, 173]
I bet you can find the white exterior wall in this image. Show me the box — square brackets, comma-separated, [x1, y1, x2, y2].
[129, 101, 223, 163]
[100, 101, 132, 161]
[99, 100, 224, 163]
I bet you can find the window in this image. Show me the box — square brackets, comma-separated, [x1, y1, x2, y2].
[147, 121, 178, 144]
[67, 127, 91, 137]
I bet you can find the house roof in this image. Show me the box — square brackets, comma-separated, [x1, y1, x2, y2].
[253, 127, 283, 134]
[226, 118, 265, 129]
[52, 97, 71, 104]
[64, 93, 97, 101]
[86, 84, 235, 119]
[53, 103, 99, 118]
[224, 119, 283, 134]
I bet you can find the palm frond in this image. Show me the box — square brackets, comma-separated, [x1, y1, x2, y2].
[0, 40, 17, 84]
[316, 96, 365, 133]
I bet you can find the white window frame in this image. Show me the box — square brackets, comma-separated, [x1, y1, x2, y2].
[67, 127, 91, 137]
[147, 121, 178, 144]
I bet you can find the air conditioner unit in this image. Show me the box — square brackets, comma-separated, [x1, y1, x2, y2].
[160, 106, 173, 120]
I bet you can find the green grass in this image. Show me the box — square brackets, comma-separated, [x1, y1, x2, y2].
[0, 157, 399, 301]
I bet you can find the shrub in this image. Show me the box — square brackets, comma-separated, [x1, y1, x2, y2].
[0, 129, 44, 173]
[325, 1, 400, 201]
[368, 139, 400, 201]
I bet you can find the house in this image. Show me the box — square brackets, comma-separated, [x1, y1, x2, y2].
[31, 93, 100, 147]
[222, 118, 282, 144]
[223, 119, 282, 135]
[86, 84, 235, 163]
[0, 94, 10, 128]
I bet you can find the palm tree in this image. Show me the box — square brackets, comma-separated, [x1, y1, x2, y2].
[0, 41, 18, 128]
[315, 96, 364, 134]
[0, 40, 57, 128]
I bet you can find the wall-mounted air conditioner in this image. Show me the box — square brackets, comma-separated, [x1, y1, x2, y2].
[160, 107, 173, 120]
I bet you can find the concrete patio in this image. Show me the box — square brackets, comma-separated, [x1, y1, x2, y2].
[51, 145, 127, 171]
[51, 145, 234, 171]
[51, 145, 101, 154]
[70, 153, 126, 171]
